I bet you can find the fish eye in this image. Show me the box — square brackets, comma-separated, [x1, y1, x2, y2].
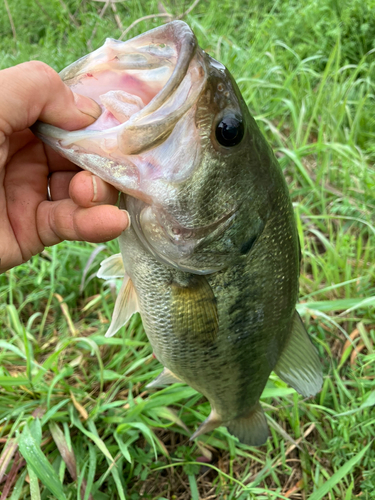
[215, 114, 244, 147]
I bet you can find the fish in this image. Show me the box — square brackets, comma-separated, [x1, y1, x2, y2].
[33, 21, 322, 446]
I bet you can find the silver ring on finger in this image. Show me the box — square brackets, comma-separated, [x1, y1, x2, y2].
[47, 173, 52, 202]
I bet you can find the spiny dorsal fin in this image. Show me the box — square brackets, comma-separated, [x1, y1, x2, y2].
[171, 275, 218, 343]
[274, 310, 323, 397]
[105, 275, 139, 338]
[97, 253, 125, 280]
[226, 402, 269, 446]
[146, 367, 182, 388]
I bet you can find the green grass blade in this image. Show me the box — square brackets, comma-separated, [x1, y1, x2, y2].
[108, 461, 127, 500]
[28, 467, 41, 500]
[0, 376, 31, 387]
[336, 391, 375, 417]
[309, 442, 372, 500]
[17, 423, 67, 500]
[188, 475, 199, 500]
[84, 443, 97, 500]
[69, 408, 114, 463]
[9, 469, 27, 500]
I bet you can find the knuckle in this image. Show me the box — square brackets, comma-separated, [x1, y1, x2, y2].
[49, 201, 70, 239]
[27, 60, 56, 77]
[26, 61, 60, 90]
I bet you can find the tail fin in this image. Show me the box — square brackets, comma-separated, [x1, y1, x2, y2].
[191, 403, 269, 447]
[226, 403, 269, 446]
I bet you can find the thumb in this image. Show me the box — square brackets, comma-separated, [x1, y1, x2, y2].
[0, 60, 101, 136]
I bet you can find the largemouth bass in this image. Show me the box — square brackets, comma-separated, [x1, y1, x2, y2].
[34, 21, 322, 446]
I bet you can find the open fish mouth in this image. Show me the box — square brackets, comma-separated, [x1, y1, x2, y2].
[33, 21, 244, 274]
[34, 21, 207, 193]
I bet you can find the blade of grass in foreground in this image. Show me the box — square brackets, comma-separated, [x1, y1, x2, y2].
[17, 422, 67, 500]
[309, 441, 372, 500]
[188, 474, 199, 500]
[28, 467, 41, 500]
[9, 469, 27, 500]
[335, 391, 375, 416]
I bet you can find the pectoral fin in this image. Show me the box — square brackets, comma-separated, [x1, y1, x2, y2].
[105, 275, 139, 338]
[97, 253, 125, 280]
[274, 310, 323, 397]
[171, 275, 218, 343]
[146, 367, 182, 388]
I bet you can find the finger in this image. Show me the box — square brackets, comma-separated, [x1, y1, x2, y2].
[44, 145, 82, 172]
[7, 130, 34, 159]
[0, 61, 101, 138]
[7, 133, 82, 173]
[37, 199, 129, 246]
[49, 171, 77, 200]
[4, 140, 49, 264]
[69, 171, 119, 208]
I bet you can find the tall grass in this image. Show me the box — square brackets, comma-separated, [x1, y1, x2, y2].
[0, 1, 375, 499]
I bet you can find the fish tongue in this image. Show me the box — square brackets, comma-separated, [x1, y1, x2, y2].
[84, 91, 145, 133]
[99, 90, 144, 123]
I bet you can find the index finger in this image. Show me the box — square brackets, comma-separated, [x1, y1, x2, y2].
[7, 131, 82, 172]
[0, 61, 101, 139]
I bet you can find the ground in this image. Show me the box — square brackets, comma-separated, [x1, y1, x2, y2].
[0, 1, 375, 499]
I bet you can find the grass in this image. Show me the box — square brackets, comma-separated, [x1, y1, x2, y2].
[1, 0, 375, 498]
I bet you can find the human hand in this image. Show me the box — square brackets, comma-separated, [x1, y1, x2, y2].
[0, 61, 129, 274]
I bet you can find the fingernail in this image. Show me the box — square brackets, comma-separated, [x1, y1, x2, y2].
[91, 175, 98, 203]
[121, 209, 131, 230]
[73, 92, 102, 120]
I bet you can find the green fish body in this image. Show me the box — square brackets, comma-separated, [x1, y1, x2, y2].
[34, 21, 322, 445]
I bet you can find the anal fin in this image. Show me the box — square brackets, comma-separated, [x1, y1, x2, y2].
[275, 310, 323, 397]
[146, 367, 182, 388]
[190, 409, 222, 441]
[105, 275, 139, 338]
[226, 402, 269, 446]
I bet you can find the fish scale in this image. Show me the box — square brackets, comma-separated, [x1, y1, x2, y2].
[33, 20, 322, 445]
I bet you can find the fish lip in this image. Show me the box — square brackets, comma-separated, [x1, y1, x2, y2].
[33, 21, 204, 148]
[60, 21, 197, 119]
[126, 21, 198, 122]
